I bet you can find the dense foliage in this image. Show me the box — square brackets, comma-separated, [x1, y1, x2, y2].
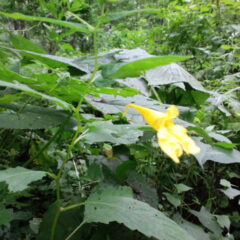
[0, 0, 240, 239]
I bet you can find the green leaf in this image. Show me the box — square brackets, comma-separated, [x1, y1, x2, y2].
[13, 49, 89, 73]
[0, 208, 13, 226]
[194, 139, 240, 166]
[175, 183, 192, 193]
[0, 12, 90, 33]
[0, 80, 70, 110]
[174, 214, 211, 240]
[213, 142, 237, 149]
[126, 172, 159, 208]
[221, 188, 240, 200]
[84, 186, 195, 240]
[83, 121, 143, 145]
[0, 167, 47, 192]
[86, 94, 190, 117]
[102, 56, 191, 79]
[189, 207, 222, 236]
[37, 201, 87, 240]
[10, 34, 47, 53]
[0, 104, 76, 129]
[145, 63, 208, 93]
[106, 8, 162, 21]
[215, 215, 231, 230]
[163, 193, 181, 208]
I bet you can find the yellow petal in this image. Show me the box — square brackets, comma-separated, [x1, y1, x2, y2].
[167, 105, 179, 119]
[125, 104, 165, 130]
[168, 125, 200, 155]
[181, 136, 201, 155]
[157, 128, 182, 163]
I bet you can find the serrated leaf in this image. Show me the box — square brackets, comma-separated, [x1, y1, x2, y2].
[0, 104, 76, 129]
[0, 11, 90, 33]
[83, 121, 143, 145]
[84, 186, 195, 240]
[0, 167, 47, 192]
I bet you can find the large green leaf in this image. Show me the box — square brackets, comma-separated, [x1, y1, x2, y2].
[0, 80, 70, 110]
[13, 49, 89, 73]
[0, 167, 47, 192]
[145, 63, 208, 93]
[0, 12, 90, 33]
[86, 94, 193, 127]
[189, 207, 222, 237]
[102, 56, 191, 79]
[173, 214, 211, 240]
[0, 104, 76, 129]
[84, 186, 195, 240]
[194, 139, 240, 166]
[83, 121, 143, 145]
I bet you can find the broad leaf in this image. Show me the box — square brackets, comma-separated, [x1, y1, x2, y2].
[83, 121, 143, 145]
[145, 63, 208, 93]
[126, 172, 159, 208]
[194, 139, 240, 166]
[221, 188, 240, 199]
[102, 56, 191, 79]
[174, 214, 211, 240]
[14, 49, 89, 73]
[0, 80, 70, 110]
[189, 207, 222, 236]
[0, 12, 90, 33]
[86, 94, 193, 128]
[0, 104, 76, 129]
[0, 167, 47, 192]
[84, 186, 195, 240]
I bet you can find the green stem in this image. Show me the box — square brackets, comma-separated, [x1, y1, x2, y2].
[50, 4, 105, 239]
[65, 221, 86, 240]
[150, 85, 162, 103]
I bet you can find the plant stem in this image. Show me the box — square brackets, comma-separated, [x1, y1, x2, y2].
[50, 4, 105, 239]
[150, 85, 162, 103]
[65, 221, 86, 240]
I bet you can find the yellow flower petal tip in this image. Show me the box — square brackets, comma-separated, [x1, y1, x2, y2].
[125, 104, 200, 163]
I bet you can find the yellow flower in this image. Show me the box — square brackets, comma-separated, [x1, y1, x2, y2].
[125, 104, 200, 163]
